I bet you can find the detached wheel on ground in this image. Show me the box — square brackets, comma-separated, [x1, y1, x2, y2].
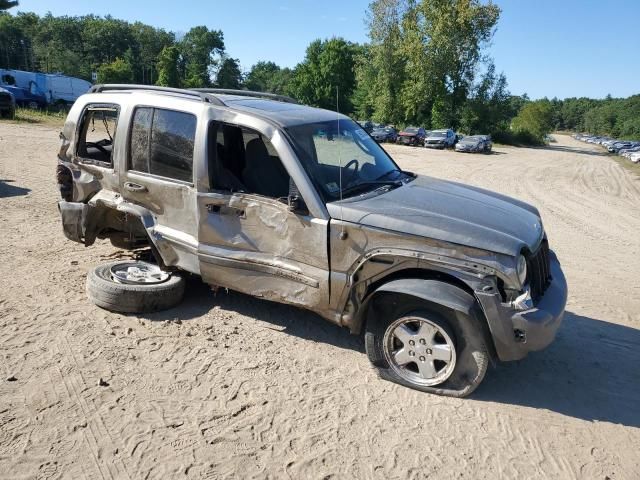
[365, 297, 489, 397]
[86, 260, 185, 313]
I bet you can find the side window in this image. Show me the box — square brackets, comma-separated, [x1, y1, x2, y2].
[128, 107, 196, 183]
[130, 107, 152, 172]
[77, 104, 119, 166]
[207, 121, 290, 199]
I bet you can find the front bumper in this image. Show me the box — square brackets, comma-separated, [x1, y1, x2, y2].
[425, 142, 445, 149]
[398, 136, 419, 145]
[476, 251, 568, 361]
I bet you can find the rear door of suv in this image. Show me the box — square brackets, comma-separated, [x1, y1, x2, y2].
[120, 97, 203, 273]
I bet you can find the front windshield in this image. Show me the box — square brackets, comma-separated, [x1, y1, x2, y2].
[287, 118, 407, 201]
[431, 131, 447, 138]
[404, 127, 419, 133]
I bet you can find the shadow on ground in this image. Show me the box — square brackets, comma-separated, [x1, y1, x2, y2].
[475, 311, 640, 428]
[0, 179, 30, 198]
[144, 276, 364, 353]
[539, 144, 608, 157]
[144, 276, 640, 427]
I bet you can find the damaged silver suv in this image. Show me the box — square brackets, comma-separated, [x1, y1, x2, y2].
[56, 85, 567, 397]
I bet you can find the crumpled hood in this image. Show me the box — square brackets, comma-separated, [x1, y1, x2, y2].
[327, 175, 543, 256]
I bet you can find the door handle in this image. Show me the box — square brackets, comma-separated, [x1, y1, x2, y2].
[124, 182, 148, 193]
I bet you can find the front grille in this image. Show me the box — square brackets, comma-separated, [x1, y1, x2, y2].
[527, 239, 551, 301]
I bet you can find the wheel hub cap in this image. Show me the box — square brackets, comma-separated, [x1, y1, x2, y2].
[383, 316, 457, 387]
[110, 261, 170, 285]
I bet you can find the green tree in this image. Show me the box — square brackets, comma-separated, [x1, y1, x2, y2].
[82, 15, 136, 68]
[97, 57, 134, 83]
[459, 63, 511, 135]
[511, 99, 554, 142]
[244, 61, 294, 95]
[156, 45, 181, 87]
[289, 37, 361, 113]
[216, 57, 242, 88]
[360, 0, 500, 127]
[180, 26, 225, 87]
[354, 0, 407, 124]
[131, 22, 174, 84]
[0, 1, 19, 11]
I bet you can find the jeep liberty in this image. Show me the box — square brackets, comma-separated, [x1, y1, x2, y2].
[56, 85, 568, 397]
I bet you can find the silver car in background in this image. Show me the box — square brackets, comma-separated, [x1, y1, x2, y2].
[455, 135, 492, 153]
[424, 129, 456, 149]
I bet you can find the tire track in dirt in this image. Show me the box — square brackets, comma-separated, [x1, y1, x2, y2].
[2, 125, 639, 479]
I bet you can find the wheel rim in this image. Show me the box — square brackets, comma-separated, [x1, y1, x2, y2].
[382, 316, 457, 387]
[110, 261, 170, 285]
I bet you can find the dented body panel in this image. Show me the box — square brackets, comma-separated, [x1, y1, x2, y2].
[56, 86, 568, 363]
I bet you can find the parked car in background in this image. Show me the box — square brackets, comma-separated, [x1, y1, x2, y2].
[0, 83, 46, 109]
[357, 120, 374, 133]
[455, 135, 492, 153]
[0, 86, 16, 118]
[371, 126, 398, 143]
[619, 145, 640, 157]
[396, 126, 426, 146]
[574, 133, 640, 166]
[608, 141, 635, 153]
[424, 129, 456, 149]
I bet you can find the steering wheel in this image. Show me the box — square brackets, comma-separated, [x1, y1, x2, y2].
[85, 141, 110, 156]
[342, 159, 360, 186]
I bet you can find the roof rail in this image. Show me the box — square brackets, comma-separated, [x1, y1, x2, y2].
[89, 84, 226, 106]
[191, 88, 298, 104]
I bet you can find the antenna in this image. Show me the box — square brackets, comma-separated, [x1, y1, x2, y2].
[336, 86, 346, 240]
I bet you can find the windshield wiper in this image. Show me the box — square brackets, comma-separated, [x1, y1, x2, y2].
[376, 169, 401, 180]
[376, 169, 415, 180]
[340, 180, 403, 197]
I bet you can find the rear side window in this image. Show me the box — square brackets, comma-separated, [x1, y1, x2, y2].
[77, 104, 119, 166]
[129, 107, 196, 183]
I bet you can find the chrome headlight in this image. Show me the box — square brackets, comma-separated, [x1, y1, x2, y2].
[517, 254, 528, 287]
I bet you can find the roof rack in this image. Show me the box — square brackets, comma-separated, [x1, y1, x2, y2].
[190, 88, 298, 105]
[89, 84, 226, 106]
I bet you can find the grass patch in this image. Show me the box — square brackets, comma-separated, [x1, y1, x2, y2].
[1, 108, 66, 128]
[613, 156, 640, 178]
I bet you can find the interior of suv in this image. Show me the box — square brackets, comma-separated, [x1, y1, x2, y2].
[208, 122, 290, 199]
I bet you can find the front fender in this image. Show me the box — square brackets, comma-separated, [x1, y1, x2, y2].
[352, 278, 479, 334]
[376, 279, 476, 316]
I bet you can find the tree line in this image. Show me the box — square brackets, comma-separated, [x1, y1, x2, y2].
[1, 1, 638, 142]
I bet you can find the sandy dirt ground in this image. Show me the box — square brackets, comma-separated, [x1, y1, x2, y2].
[1, 123, 639, 480]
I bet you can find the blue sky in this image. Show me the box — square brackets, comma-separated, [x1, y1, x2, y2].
[16, 0, 640, 99]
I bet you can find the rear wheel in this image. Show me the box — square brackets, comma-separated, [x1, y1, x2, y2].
[86, 260, 185, 313]
[365, 296, 489, 397]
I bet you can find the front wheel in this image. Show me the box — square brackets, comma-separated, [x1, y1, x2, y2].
[365, 300, 489, 397]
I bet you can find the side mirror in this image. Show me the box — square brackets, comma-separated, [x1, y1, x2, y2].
[287, 195, 307, 215]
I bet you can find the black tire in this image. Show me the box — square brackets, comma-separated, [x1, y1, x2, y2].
[86, 261, 185, 313]
[0, 107, 14, 119]
[364, 294, 489, 397]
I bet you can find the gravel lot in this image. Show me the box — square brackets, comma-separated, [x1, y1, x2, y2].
[1, 123, 639, 479]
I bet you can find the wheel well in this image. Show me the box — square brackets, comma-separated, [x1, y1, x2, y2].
[365, 268, 475, 299]
[353, 269, 498, 360]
